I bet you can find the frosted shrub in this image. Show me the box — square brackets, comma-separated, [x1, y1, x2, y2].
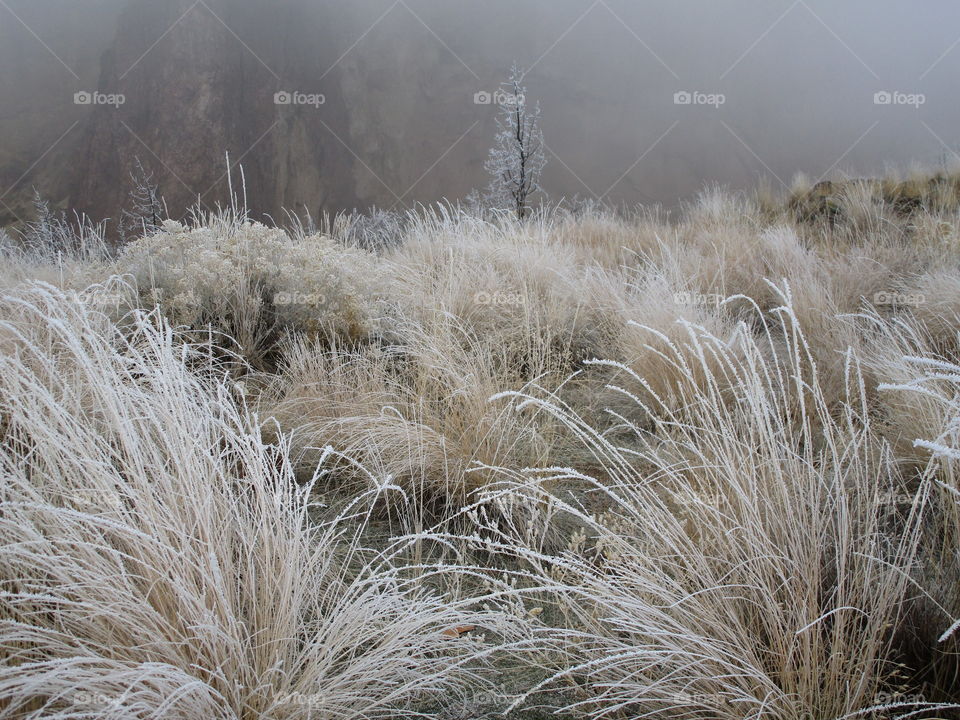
[0, 227, 14, 258]
[483, 63, 546, 219]
[340, 207, 405, 253]
[115, 219, 388, 366]
[16, 191, 110, 264]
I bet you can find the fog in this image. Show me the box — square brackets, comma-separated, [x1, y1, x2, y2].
[1, 0, 959, 225]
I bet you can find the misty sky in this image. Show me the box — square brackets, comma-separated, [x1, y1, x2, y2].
[510, 0, 960, 201]
[2, 0, 960, 221]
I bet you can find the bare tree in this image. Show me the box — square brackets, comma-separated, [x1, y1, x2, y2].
[120, 157, 164, 242]
[484, 63, 546, 220]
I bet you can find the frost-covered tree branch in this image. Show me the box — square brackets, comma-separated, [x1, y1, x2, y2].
[484, 63, 546, 220]
[120, 156, 165, 242]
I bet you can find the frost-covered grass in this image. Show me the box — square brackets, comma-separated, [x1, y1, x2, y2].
[0, 283, 519, 719]
[1, 177, 960, 718]
[468, 291, 951, 719]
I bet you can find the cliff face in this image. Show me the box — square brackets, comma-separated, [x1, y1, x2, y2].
[1, 0, 724, 230]
[1, 0, 657, 229]
[0, 0, 680, 229]
[68, 0, 499, 226]
[0, 0, 126, 224]
[76, 0, 328, 223]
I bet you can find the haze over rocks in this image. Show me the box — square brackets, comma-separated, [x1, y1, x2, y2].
[1, 0, 958, 227]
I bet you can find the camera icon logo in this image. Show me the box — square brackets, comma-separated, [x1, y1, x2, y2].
[274, 91, 293, 105]
[474, 91, 493, 105]
[874, 91, 892, 105]
[74, 91, 93, 105]
[674, 91, 692, 105]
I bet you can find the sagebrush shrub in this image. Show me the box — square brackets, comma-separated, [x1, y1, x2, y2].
[115, 219, 389, 367]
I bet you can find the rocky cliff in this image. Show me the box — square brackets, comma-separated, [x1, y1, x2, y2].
[71, 0, 503, 226]
[2, 0, 590, 230]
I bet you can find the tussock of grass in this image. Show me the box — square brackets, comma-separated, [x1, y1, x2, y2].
[0, 283, 516, 719]
[472, 292, 953, 718]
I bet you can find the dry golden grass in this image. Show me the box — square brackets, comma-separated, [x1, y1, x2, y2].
[1, 172, 959, 718]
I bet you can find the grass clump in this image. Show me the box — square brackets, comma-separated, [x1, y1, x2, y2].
[0, 282, 517, 719]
